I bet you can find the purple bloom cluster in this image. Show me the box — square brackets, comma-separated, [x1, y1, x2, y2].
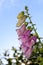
[16, 24, 37, 58]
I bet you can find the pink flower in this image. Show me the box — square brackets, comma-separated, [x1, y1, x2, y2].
[18, 30, 31, 43]
[21, 43, 33, 58]
[24, 48, 33, 58]
[24, 40, 35, 48]
[20, 35, 37, 58]
[21, 43, 27, 53]
[16, 24, 26, 36]
[24, 29, 31, 37]
[16, 23, 37, 59]
[25, 36, 37, 48]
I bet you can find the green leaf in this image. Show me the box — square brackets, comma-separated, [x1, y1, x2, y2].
[25, 6, 28, 11]
[16, 61, 21, 65]
[27, 26, 33, 31]
[24, 22, 28, 26]
[18, 54, 23, 60]
[12, 47, 17, 53]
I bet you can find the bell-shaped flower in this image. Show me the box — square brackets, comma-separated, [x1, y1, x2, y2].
[24, 36, 37, 48]
[21, 43, 27, 54]
[24, 47, 33, 59]
[19, 30, 31, 43]
[21, 43, 33, 58]
[20, 35, 37, 58]
[16, 24, 26, 36]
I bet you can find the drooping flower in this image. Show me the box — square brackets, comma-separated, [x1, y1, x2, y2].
[16, 16, 27, 27]
[21, 43, 33, 58]
[19, 30, 31, 43]
[24, 35, 37, 48]
[16, 24, 26, 36]
[20, 35, 37, 58]
[24, 29, 31, 37]
[21, 43, 27, 54]
[19, 35, 29, 43]
[24, 47, 33, 58]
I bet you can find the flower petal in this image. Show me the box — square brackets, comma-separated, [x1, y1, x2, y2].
[25, 48, 33, 58]
[16, 24, 26, 36]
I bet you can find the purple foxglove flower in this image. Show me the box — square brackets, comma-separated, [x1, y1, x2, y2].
[24, 39, 35, 48]
[21, 43, 33, 58]
[20, 35, 37, 58]
[19, 35, 29, 43]
[18, 30, 31, 43]
[16, 24, 26, 36]
[24, 48, 33, 58]
[21, 43, 27, 53]
[25, 36, 37, 48]
[23, 29, 31, 37]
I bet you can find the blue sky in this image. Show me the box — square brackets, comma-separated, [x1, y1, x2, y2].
[0, 0, 43, 54]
